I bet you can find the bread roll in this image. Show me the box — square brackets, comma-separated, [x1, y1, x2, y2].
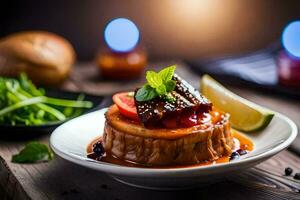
[0, 31, 76, 85]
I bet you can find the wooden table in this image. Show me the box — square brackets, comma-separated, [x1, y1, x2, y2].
[1, 61, 300, 200]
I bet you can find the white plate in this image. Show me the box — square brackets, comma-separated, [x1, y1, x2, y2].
[50, 108, 297, 190]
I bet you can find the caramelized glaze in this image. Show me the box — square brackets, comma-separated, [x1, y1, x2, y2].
[105, 105, 229, 140]
[134, 74, 212, 128]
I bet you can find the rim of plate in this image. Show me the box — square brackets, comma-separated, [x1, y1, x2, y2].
[50, 109, 298, 177]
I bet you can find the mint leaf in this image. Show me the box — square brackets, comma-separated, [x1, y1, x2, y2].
[146, 71, 162, 88]
[165, 80, 176, 92]
[12, 141, 53, 163]
[136, 65, 177, 102]
[155, 84, 166, 96]
[135, 84, 158, 101]
[164, 93, 176, 103]
[158, 65, 176, 82]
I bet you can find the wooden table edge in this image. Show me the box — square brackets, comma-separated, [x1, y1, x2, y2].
[0, 156, 31, 200]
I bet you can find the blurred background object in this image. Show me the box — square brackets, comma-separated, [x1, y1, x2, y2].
[1, 0, 300, 60]
[104, 18, 139, 53]
[96, 18, 147, 79]
[278, 21, 300, 87]
[1, 0, 300, 91]
[0, 31, 75, 85]
[282, 21, 300, 58]
[186, 18, 300, 95]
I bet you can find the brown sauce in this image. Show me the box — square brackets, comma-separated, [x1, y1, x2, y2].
[86, 130, 253, 169]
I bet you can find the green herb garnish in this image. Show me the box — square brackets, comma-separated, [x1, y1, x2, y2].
[12, 141, 53, 163]
[0, 74, 93, 126]
[135, 65, 176, 102]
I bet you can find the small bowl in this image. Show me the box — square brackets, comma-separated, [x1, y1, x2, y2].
[0, 89, 109, 139]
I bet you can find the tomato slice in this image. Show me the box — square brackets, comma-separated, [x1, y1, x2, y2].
[112, 92, 139, 121]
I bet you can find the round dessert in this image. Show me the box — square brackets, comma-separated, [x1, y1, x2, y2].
[88, 66, 245, 167]
[103, 105, 234, 166]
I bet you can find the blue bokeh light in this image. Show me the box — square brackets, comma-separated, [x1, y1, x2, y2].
[282, 21, 300, 58]
[104, 18, 140, 52]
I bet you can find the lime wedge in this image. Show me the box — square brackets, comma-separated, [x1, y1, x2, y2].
[200, 75, 274, 132]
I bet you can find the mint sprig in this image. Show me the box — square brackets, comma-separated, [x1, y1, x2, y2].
[135, 65, 176, 102]
[12, 141, 53, 163]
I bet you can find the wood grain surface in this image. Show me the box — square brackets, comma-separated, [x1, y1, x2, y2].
[0, 61, 299, 200]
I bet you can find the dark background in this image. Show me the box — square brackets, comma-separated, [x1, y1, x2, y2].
[1, 0, 300, 60]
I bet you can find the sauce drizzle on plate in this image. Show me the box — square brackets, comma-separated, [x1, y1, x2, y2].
[86, 130, 253, 168]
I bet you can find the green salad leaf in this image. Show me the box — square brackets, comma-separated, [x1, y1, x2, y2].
[135, 65, 176, 102]
[0, 74, 93, 126]
[12, 141, 53, 163]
